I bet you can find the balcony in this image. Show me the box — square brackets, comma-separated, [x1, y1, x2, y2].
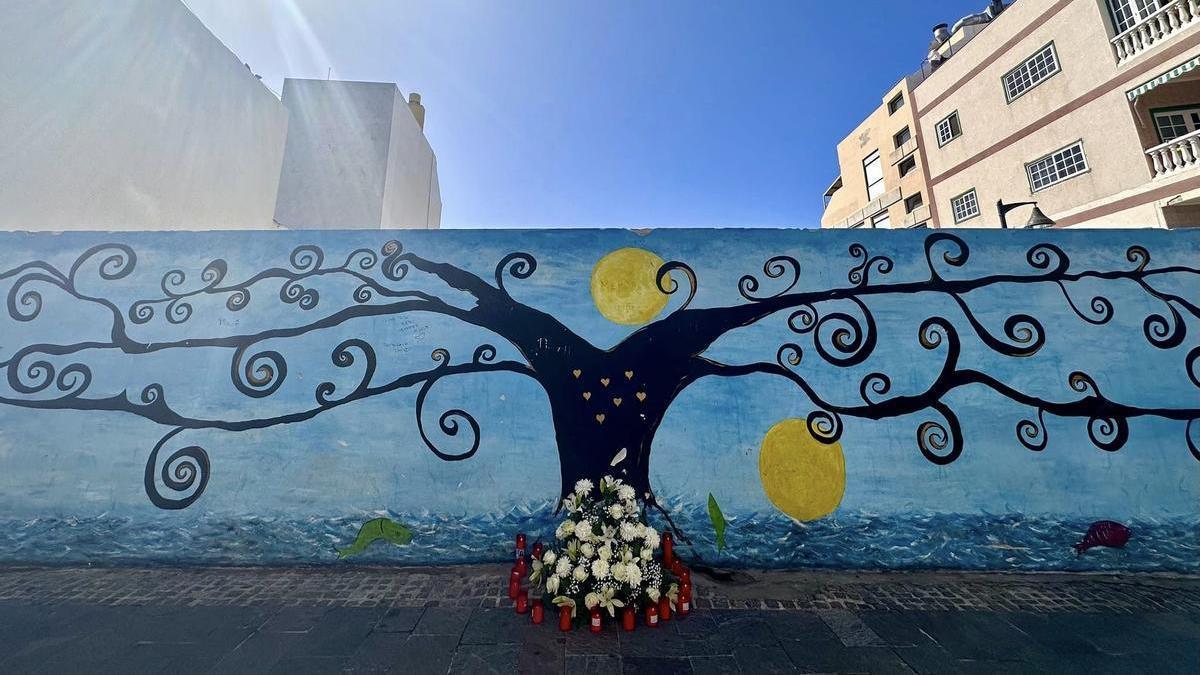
[1111, 0, 1200, 64]
[1146, 129, 1200, 176]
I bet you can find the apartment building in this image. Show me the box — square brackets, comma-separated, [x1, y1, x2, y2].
[822, 0, 1200, 229]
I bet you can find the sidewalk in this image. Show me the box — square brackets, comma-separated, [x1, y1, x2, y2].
[0, 565, 1197, 673]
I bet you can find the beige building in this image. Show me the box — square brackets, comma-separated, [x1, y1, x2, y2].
[822, 0, 1200, 229]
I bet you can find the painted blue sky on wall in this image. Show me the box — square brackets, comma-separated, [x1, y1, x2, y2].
[0, 229, 1197, 569]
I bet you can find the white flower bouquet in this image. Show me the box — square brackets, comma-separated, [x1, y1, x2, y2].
[530, 475, 675, 625]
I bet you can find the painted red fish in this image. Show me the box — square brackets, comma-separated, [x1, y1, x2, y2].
[1074, 520, 1131, 556]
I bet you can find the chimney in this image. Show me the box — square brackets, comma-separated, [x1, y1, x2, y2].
[407, 92, 426, 131]
[932, 23, 951, 46]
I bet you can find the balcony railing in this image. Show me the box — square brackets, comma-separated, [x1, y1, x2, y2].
[1112, 0, 1200, 64]
[1146, 128, 1200, 176]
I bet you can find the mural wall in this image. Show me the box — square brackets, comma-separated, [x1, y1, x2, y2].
[0, 229, 1196, 571]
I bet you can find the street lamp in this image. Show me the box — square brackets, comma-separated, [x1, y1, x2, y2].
[996, 200, 1056, 229]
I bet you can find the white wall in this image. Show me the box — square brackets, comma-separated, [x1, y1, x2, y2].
[0, 0, 288, 230]
[273, 79, 441, 230]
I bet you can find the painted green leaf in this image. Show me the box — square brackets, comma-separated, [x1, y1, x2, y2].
[337, 517, 413, 559]
[707, 493, 727, 552]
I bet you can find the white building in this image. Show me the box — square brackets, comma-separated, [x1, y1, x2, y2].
[0, 0, 440, 230]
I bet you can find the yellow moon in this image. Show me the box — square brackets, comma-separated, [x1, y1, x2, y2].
[591, 248, 670, 325]
[758, 419, 846, 521]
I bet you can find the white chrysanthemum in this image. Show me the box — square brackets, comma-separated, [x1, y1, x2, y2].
[607, 504, 624, 520]
[640, 547, 653, 561]
[643, 528, 661, 550]
[598, 544, 612, 561]
[581, 543, 595, 559]
[573, 564, 589, 582]
[543, 551, 557, 565]
[574, 479, 594, 496]
[546, 575, 561, 594]
[619, 522, 640, 542]
[610, 562, 628, 582]
[575, 519, 593, 542]
[590, 558, 610, 579]
[617, 485, 636, 501]
[584, 592, 600, 609]
[626, 562, 643, 588]
[555, 558, 572, 577]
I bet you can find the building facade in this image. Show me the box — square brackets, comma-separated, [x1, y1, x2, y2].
[822, 0, 1200, 229]
[0, 0, 440, 230]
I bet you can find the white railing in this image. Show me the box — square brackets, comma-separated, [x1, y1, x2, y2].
[1112, 0, 1200, 64]
[1146, 128, 1200, 176]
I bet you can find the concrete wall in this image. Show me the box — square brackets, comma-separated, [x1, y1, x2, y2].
[0, 229, 1196, 570]
[273, 79, 440, 230]
[911, 0, 1200, 227]
[0, 0, 288, 230]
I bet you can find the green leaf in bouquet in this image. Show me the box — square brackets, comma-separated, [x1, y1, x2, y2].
[337, 517, 413, 559]
[707, 493, 727, 552]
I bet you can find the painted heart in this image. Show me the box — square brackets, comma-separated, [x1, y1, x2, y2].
[572, 369, 582, 378]
[595, 413, 606, 424]
[636, 392, 647, 402]
[582, 392, 591, 401]
[600, 377, 610, 387]
[612, 397, 623, 407]
[624, 370, 634, 380]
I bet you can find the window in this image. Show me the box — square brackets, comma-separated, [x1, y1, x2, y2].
[936, 112, 962, 147]
[888, 93, 905, 115]
[1152, 106, 1200, 143]
[894, 126, 912, 149]
[899, 156, 918, 177]
[871, 211, 891, 229]
[1003, 43, 1060, 102]
[904, 193, 924, 214]
[951, 189, 980, 223]
[863, 150, 885, 201]
[1108, 0, 1167, 33]
[1027, 141, 1089, 192]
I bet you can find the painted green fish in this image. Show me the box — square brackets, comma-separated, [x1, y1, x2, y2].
[337, 517, 413, 558]
[707, 493, 727, 552]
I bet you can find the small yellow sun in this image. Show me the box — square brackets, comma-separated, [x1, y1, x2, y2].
[758, 419, 846, 521]
[590, 248, 670, 325]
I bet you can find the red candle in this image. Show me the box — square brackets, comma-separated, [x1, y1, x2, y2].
[662, 532, 674, 567]
[508, 569, 521, 600]
[559, 605, 572, 631]
[515, 555, 528, 576]
[680, 567, 691, 585]
[678, 582, 692, 617]
[515, 591, 529, 614]
[658, 596, 672, 622]
[621, 606, 636, 632]
[645, 604, 659, 628]
[532, 542, 544, 559]
[515, 532, 526, 556]
[589, 607, 603, 633]
[670, 559, 683, 577]
[531, 603, 544, 624]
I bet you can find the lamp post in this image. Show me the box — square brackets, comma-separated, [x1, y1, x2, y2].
[997, 200, 1056, 229]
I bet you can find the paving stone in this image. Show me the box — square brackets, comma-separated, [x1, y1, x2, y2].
[449, 643, 519, 674]
[780, 641, 913, 675]
[816, 609, 886, 647]
[374, 606, 424, 633]
[210, 631, 309, 673]
[461, 608, 528, 644]
[564, 653, 621, 674]
[621, 655, 693, 674]
[516, 623, 564, 672]
[619, 623, 687, 657]
[290, 607, 381, 657]
[345, 631, 411, 673]
[414, 606, 473, 636]
[561, 624, 620, 655]
[732, 643, 797, 673]
[271, 655, 350, 674]
[690, 654, 741, 674]
[764, 611, 841, 643]
[858, 611, 940, 648]
[260, 606, 330, 632]
[398, 634, 460, 675]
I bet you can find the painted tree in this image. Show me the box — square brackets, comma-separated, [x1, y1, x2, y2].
[2, 234, 1198, 533]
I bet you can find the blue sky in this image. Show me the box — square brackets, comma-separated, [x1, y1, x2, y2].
[185, 0, 986, 229]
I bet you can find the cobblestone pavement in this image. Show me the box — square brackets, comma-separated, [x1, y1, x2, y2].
[0, 565, 1197, 673]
